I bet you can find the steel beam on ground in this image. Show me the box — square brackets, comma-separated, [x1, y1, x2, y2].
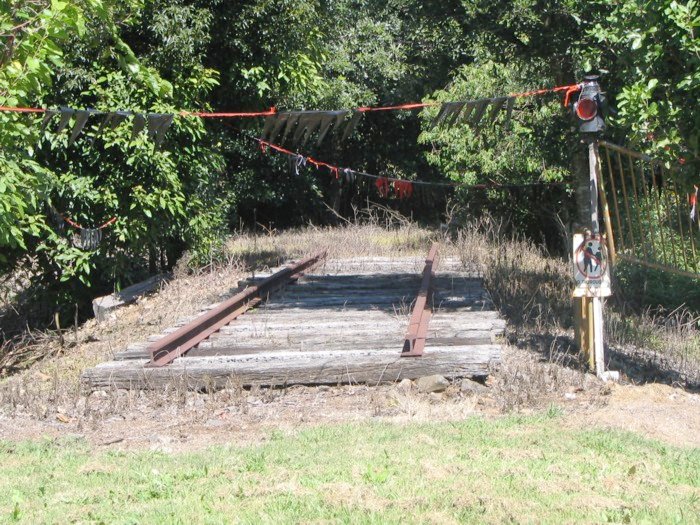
[146, 251, 327, 367]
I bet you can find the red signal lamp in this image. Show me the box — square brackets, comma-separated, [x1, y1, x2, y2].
[575, 97, 598, 121]
[573, 74, 606, 134]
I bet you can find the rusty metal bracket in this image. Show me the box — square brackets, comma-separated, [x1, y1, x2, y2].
[402, 243, 439, 357]
[146, 251, 327, 367]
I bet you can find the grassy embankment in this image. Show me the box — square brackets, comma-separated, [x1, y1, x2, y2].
[2, 414, 698, 524]
[2, 212, 698, 386]
[453, 219, 700, 387]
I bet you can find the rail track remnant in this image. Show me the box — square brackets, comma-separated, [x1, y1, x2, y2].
[82, 248, 504, 390]
[147, 251, 327, 367]
[402, 242, 438, 357]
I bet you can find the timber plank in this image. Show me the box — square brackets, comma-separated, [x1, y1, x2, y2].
[82, 345, 501, 389]
[215, 317, 500, 329]
[92, 274, 168, 322]
[189, 335, 494, 356]
[86, 254, 504, 389]
[242, 308, 500, 318]
[115, 329, 498, 360]
[200, 331, 494, 348]
[217, 319, 503, 334]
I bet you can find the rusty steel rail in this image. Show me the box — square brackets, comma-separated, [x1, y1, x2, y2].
[401, 243, 439, 357]
[146, 251, 327, 367]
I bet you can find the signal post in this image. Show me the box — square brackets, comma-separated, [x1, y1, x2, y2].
[571, 75, 619, 381]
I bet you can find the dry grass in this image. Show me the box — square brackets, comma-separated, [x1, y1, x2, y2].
[606, 307, 700, 387]
[0, 219, 435, 420]
[0, 262, 247, 417]
[450, 218, 573, 330]
[0, 207, 697, 436]
[226, 219, 432, 263]
[443, 216, 700, 389]
[491, 345, 606, 412]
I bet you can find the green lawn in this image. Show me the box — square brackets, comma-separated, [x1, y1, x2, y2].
[2, 413, 698, 524]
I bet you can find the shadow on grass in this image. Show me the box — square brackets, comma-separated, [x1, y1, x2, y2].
[512, 332, 583, 369]
[607, 346, 700, 392]
[512, 330, 700, 392]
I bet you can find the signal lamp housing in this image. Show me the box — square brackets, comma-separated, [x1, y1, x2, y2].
[573, 74, 606, 134]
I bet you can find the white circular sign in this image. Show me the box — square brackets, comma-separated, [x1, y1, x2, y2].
[575, 234, 607, 280]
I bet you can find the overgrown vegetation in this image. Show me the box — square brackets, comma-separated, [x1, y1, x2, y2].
[0, 217, 432, 379]
[450, 216, 700, 387]
[615, 261, 700, 313]
[2, 0, 698, 327]
[1, 215, 696, 423]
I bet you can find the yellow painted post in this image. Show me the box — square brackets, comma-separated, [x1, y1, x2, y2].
[573, 227, 589, 368]
[586, 296, 596, 371]
[574, 296, 594, 372]
[596, 160, 617, 266]
[574, 296, 583, 356]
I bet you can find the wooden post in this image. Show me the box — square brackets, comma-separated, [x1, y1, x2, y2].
[589, 141, 601, 236]
[572, 139, 608, 375]
[572, 137, 590, 367]
[588, 140, 618, 380]
[586, 296, 595, 370]
[592, 296, 605, 376]
[588, 140, 604, 377]
[574, 296, 583, 359]
[575, 295, 594, 371]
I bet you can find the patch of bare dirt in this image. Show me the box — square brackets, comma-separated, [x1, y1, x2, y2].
[494, 346, 700, 448]
[569, 382, 700, 448]
[0, 382, 490, 452]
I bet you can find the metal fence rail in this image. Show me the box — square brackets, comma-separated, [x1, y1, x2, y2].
[599, 140, 699, 278]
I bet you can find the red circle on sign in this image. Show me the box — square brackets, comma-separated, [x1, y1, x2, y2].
[575, 234, 607, 278]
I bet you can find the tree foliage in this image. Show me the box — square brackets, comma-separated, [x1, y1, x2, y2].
[1, 1, 86, 260]
[584, 0, 700, 160]
[0, 0, 698, 322]
[2, 0, 226, 319]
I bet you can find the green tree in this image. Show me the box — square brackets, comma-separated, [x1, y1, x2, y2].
[583, 0, 699, 165]
[1, 0, 227, 323]
[0, 0, 88, 267]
